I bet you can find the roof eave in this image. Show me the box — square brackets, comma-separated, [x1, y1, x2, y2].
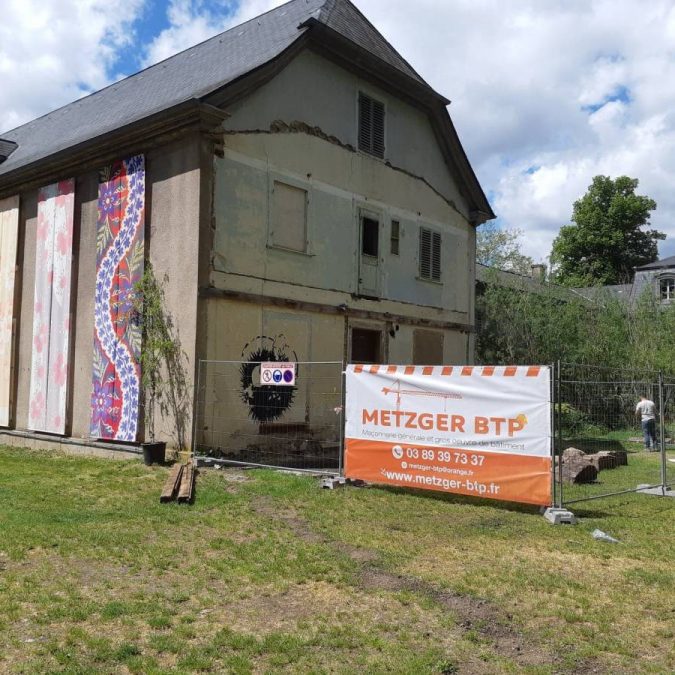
[300, 16, 450, 105]
[0, 100, 227, 197]
[299, 19, 494, 223]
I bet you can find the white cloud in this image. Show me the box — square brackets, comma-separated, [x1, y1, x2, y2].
[141, 0, 283, 67]
[0, 0, 145, 132]
[3, 0, 675, 262]
[341, 0, 675, 261]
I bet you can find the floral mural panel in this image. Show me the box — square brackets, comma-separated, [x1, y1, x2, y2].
[91, 155, 145, 441]
[28, 180, 75, 434]
[0, 195, 20, 427]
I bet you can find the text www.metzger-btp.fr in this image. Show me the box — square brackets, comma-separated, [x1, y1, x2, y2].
[381, 469, 501, 495]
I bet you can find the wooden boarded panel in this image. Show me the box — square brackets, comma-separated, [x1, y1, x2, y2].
[28, 180, 75, 433]
[413, 329, 444, 365]
[271, 181, 307, 252]
[0, 195, 20, 427]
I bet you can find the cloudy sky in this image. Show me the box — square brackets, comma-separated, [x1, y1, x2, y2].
[2, 0, 675, 262]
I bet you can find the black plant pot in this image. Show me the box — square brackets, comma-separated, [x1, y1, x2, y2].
[142, 441, 166, 465]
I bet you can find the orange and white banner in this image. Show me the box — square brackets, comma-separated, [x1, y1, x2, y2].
[344, 365, 552, 506]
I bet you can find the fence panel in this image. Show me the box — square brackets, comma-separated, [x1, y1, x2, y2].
[662, 379, 675, 491]
[555, 363, 667, 506]
[193, 360, 343, 472]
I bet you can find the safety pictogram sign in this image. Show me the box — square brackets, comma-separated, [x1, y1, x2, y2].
[260, 362, 296, 386]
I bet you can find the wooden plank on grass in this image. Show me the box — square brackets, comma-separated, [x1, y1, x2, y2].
[177, 462, 194, 503]
[160, 464, 183, 503]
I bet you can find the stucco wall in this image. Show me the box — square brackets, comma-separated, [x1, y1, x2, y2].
[224, 49, 469, 217]
[211, 49, 478, 366]
[145, 135, 202, 449]
[197, 298, 345, 453]
[213, 133, 473, 321]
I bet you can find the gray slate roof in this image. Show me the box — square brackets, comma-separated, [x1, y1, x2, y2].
[312, 0, 425, 84]
[572, 284, 633, 301]
[0, 0, 436, 179]
[635, 255, 675, 271]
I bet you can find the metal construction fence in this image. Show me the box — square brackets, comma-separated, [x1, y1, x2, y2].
[192, 360, 344, 472]
[553, 362, 675, 508]
[192, 358, 674, 508]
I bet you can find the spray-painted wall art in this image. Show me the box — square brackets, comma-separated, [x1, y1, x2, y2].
[239, 334, 299, 423]
[28, 180, 75, 434]
[90, 155, 145, 441]
[0, 195, 20, 427]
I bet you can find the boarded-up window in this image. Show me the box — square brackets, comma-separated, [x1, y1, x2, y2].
[413, 329, 444, 365]
[358, 92, 385, 158]
[271, 181, 307, 252]
[419, 226, 441, 281]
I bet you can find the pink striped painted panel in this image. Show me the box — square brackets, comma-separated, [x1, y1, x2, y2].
[0, 196, 20, 427]
[28, 180, 75, 434]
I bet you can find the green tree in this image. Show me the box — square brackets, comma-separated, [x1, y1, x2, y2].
[550, 175, 662, 286]
[476, 223, 534, 275]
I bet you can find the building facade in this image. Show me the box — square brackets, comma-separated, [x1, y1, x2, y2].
[0, 0, 493, 454]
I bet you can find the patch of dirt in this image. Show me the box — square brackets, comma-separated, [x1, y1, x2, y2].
[252, 499, 326, 545]
[216, 468, 250, 483]
[359, 566, 547, 668]
[252, 496, 558, 671]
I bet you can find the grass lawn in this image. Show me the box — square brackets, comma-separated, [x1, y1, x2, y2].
[0, 446, 674, 674]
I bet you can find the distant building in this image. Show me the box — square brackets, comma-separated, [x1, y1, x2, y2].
[572, 256, 675, 305]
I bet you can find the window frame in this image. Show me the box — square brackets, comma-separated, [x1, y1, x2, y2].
[360, 214, 380, 259]
[390, 220, 400, 256]
[659, 276, 675, 302]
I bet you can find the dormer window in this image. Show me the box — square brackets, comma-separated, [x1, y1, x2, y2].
[358, 92, 385, 158]
[0, 139, 18, 164]
[660, 277, 675, 302]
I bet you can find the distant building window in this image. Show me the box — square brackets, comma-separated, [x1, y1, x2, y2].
[660, 277, 675, 302]
[271, 181, 307, 252]
[358, 92, 385, 158]
[419, 226, 441, 281]
[361, 216, 379, 257]
[390, 220, 400, 255]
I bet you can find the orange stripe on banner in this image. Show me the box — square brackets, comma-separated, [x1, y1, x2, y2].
[404, 366, 415, 375]
[354, 364, 364, 373]
[441, 366, 453, 376]
[369, 365, 379, 374]
[461, 366, 474, 376]
[344, 438, 552, 506]
[387, 365, 397, 374]
[482, 366, 495, 376]
[504, 366, 517, 377]
[527, 366, 541, 377]
[422, 366, 433, 375]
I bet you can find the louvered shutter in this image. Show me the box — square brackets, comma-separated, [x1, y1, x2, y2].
[371, 99, 385, 157]
[432, 231, 441, 281]
[358, 93, 372, 153]
[358, 93, 385, 159]
[419, 227, 431, 279]
[419, 227, 442, 281]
